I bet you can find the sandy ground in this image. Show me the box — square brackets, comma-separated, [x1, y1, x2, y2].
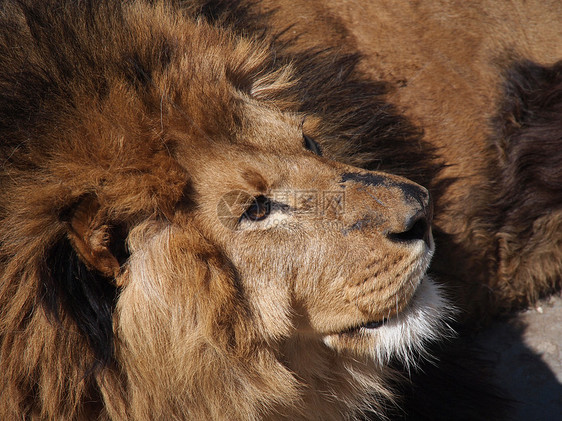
[474, 293, 562, 420]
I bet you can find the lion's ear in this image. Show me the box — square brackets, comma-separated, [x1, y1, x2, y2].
[64, 197, 123, 280]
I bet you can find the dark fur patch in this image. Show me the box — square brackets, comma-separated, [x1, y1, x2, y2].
[0, 1, 176, 156]
[492, 60, 562, 240]
[122, 37, 175, 90]
[41, 238, 118, 370]
[196, 0, 262, 28]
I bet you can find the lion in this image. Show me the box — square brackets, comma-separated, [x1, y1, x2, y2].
[0, 0, 560, 420]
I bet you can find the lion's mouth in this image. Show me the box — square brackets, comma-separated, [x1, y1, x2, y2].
[343, 318, 387, 333]
[360, 319, 387, 329]
[341, 277, 425, 334]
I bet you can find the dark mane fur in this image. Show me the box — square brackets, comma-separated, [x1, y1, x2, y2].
[492, 60, 562, 240]
[485, 59, 562, 306]
[42, 238, 118, 370]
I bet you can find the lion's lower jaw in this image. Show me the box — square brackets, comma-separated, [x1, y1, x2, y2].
[269, 279, 454, 421]
[323, 277, 454, 369]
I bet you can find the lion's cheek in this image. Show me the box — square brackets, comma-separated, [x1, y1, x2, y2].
[292, 244, 429, 335]
[225, 260, 295, 340]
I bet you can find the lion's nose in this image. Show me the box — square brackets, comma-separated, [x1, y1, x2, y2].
[340, 171, 433, 245]
[388, 186, 432, 246]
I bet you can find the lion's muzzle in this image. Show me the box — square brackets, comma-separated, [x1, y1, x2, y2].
[341, 171, 433, 247]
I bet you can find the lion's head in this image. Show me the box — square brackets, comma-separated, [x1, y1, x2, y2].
[0, 1, 450, 419]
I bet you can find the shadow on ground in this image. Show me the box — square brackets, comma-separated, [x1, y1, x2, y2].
[473, 296, 562, 421]
[391, 294, 562, 420]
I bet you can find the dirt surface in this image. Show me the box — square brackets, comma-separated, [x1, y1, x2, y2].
[474, 293, 562, 420]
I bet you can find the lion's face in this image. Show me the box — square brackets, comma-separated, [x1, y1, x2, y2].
[115, 90, 444, 368]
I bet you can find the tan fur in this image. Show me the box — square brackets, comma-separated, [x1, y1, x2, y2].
[0, 0, 561, 420]
[258, 0, 562, 316]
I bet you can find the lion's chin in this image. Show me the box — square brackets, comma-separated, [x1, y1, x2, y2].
[323, 277, 454, 368]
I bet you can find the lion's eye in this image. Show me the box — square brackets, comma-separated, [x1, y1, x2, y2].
[241, 195, 271, 221]
[303, 134, 322, 156]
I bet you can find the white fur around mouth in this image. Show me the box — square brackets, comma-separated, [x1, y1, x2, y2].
[367, 277, 454, 366]
[324, 277, 455, 368]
